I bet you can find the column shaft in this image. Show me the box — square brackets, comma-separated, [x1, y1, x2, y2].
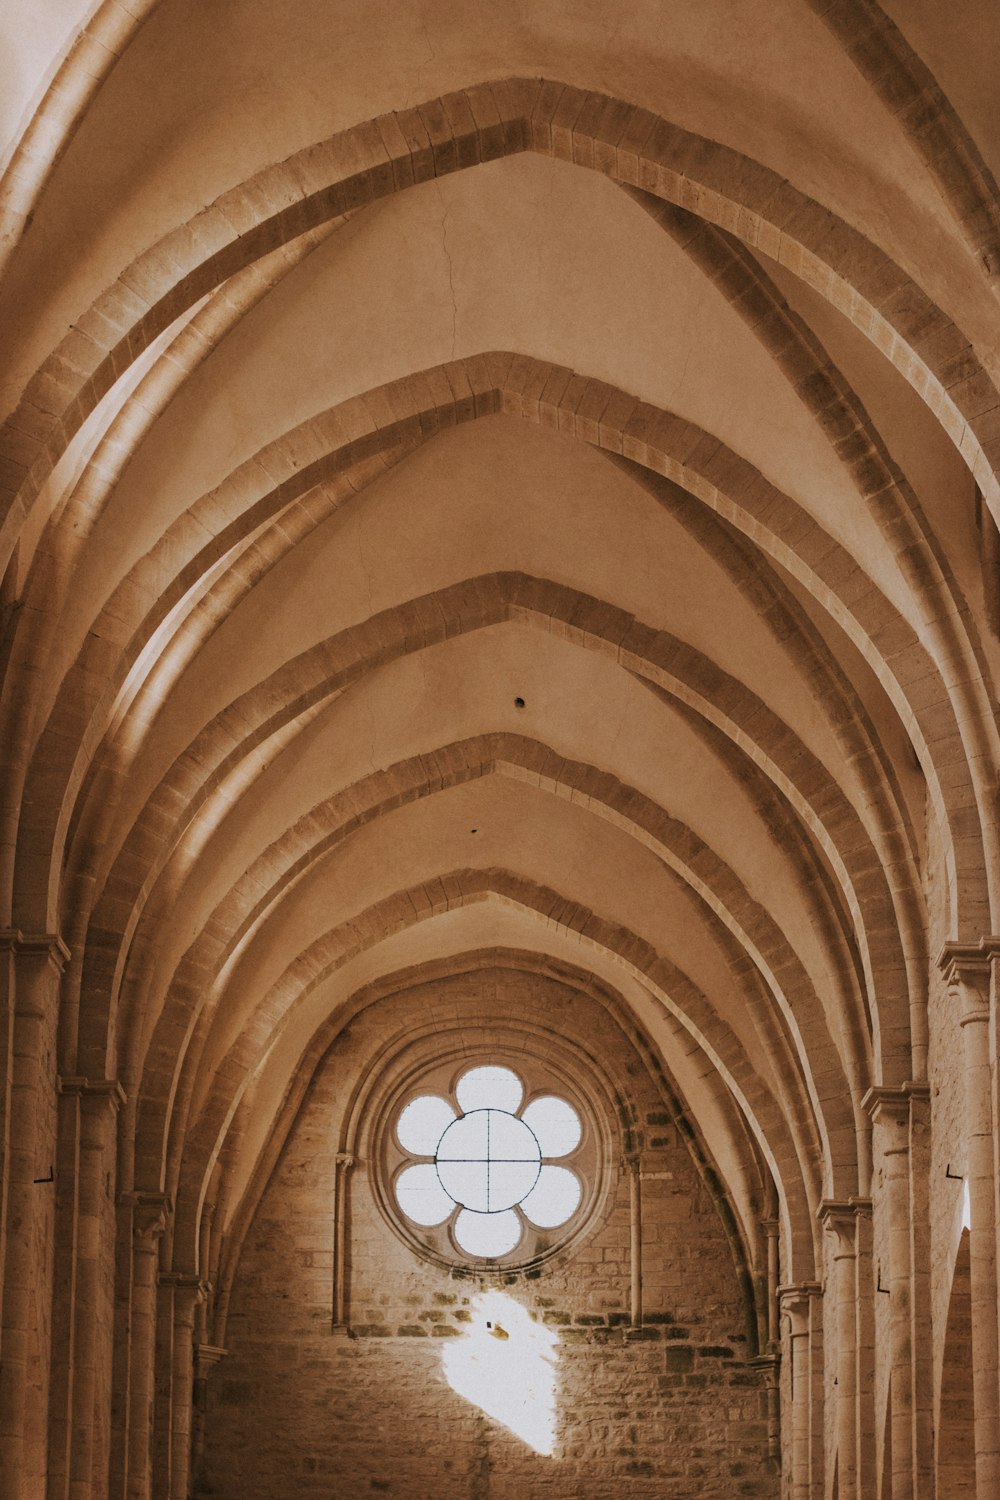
[820, 1204, 857, 1499]
[864, 1085, 932, 1500]
[963, 1004, 1000, 1488]
[0, 932, 67, 1499]
[68, 1082, 124, 1500]
[853, 1200, 876, 1498]
[159, 1276, 202, 1500]
[126, 1202, 168, 1500]
[332, 1152, 354, 1329]
[941, 944, 1000, 1495]
[779, 1283, 820, 1500]
[629, 1158, 642, 1329]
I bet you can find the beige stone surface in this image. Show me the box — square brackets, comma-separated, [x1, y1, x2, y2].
[0, 3, 998, 1496]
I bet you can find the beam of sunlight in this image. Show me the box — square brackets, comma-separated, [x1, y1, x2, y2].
[441, 1290, 559, 1456]
[962, 1178, 971, 1232]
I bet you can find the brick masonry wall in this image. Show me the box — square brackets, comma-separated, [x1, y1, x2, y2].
[197, 971, 778, 1498]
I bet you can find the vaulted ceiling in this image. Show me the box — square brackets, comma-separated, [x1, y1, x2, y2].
[2, 0, 999, 1297]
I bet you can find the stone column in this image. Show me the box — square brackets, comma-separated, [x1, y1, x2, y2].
[778, 1282, 821, 1499]
[332, 1151, 354, 1330]
[762, 1217, 780, 1349]
[806, 1284, 824, 1497]
[48, 1076, 126, 1500]
[0, 929, 68, 1500]
[819, 1202, 858, 1499]
[124, 1196, 169, 1500]
[155, 1271, 205, 1500]
[761, 1217, 781, 1467]
[851, 1198, 876, 1498]
[627, 1154, 643, 1330]
[909, 1087, 934, 1496]
[940, 943, 1000, 1493]
[863, 1083, 933, 1500]
[0, 935, 16, 1364]
[190, 1343, 226, 1494]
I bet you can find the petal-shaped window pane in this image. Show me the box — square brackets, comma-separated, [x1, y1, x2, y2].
[519, 1165, 582, 1228]
[453, 1207, 522, 1258]
[456, 1065, 523, 1115]
[437, 1158, 489, 1212]
[397, 1095, 455, 1155]
[395, 1164, 454, 1226]
[521, 1096, 581, 1157]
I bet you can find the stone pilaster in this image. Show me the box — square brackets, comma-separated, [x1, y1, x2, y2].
[155, 1271, 206, 1500]
[940, 941, 1000, 1494]
[778, 1281, 822, 1499]
[119, 1194, 169, 1500]
[190, 1343, 226, 1494]
[332, 1151, 354, 1330]
[819, 1201, 858, 1499]
[758, 1216, 782, 1469]
[0, 929, 68, 1500]
[851, 1198, 876, 1498]
[48, 1075, 125, 1500]
[863, 1082, 933, 1500]
[627, 1153, 643, 1330]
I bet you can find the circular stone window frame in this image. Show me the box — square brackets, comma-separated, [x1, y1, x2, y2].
[368, 1039, 618, 1275]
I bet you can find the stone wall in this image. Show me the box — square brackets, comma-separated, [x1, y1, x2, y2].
[197, 971, 778, 1498]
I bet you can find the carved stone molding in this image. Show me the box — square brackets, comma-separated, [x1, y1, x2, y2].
[120, 1191, 172, 1245]
[0, 929, 70, 965]
[777, 1281, 822, 1320]
[939, 938, 1000, 1020]
[861, 1082, 931, 1128]
[818, 1200, 857, 1249]
[194, 1344, 227, 1380]
[58, 1075, 127, 1112]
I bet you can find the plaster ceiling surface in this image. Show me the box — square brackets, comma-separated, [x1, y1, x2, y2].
[1, 0, 998, 1297]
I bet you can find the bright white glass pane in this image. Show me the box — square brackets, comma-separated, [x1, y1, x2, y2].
[519, 1166, 582, 1228]
[487, 1110, 540, 1162]
[456, 1065, 523, 1114]
[396, 1095, 455, 1155]
[395, 1164, 454, 1226]
[437, 1158, 489, 1211]
[454, 1208, 522, 1258]
[521, 1096, 581, 1157]
[488, 1159, 540, 1211]
[437, 1111, 489, 1161]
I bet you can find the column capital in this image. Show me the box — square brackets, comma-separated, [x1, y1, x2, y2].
[938, 939, 1000, 1014]
[0, 928, 70, 968]
[938, 936, 1000, 973]
[58, 1075, 126, 1111]
[121, 1190, 171, 1243]
[335, 1152, 355, 1170]
[777, 1281, 821, 1314]
[862, 1082, 930, 1125]
[760, 1217, 780, 1237]
[849, 1195, 873, 1219]
[194, 1344, 227, 1379]
[818, 1199, 857, 1245]
[159, 1271, 208, 1303]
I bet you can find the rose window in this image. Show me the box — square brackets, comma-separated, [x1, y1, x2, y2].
[394, 1065, 583, 1259]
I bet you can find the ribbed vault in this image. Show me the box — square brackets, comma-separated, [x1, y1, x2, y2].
[1, 4, 999, 1497]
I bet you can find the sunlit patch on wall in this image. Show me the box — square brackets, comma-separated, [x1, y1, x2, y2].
[440, 1290, 559, 1456]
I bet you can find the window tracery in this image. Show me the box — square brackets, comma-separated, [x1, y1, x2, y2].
[392, 1064, 584, 1260]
